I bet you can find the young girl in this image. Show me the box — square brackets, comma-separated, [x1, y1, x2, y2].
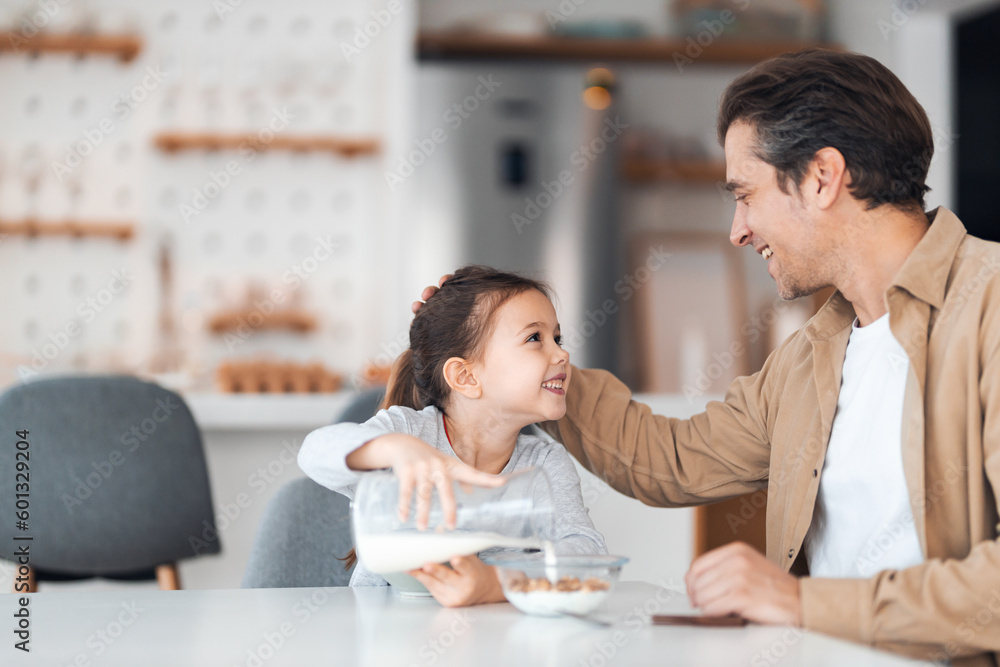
[297, 265, 607, 607]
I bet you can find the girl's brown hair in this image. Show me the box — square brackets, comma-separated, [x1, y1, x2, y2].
[340, 265, 552, 571]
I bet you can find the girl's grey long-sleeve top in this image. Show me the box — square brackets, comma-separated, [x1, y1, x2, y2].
[297, 404, 608, 587]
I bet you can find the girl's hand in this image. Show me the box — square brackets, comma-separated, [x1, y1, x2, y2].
[408, 555, 506, 607]
[347, 433, 503, 530]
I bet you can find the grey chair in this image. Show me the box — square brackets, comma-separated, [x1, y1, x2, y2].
[241, 477, 355, 588]
[0, 375, 220, 591]
[333, 386, 385, 424]
[242, 387, 385, 588]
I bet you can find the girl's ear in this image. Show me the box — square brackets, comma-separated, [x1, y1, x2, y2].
[442, 356, 482, 399]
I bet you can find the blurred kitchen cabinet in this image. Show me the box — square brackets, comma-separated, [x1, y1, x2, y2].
[632, 232, 749, 396]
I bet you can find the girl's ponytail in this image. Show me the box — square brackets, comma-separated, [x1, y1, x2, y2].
[379, 348, 423, 411]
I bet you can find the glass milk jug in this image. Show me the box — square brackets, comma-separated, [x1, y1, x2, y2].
[351, 467, 554, 575]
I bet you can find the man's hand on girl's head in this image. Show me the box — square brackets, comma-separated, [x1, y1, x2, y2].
[411, 274, 453, 314]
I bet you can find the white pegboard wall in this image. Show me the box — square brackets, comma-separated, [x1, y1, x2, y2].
[0, 0, 413, 387]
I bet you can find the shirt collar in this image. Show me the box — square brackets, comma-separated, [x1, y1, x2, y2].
[805, 207, 967, 341]
[889, 207, 967, 309]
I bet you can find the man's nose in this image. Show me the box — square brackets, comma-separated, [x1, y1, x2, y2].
[730, 206, 752, 247]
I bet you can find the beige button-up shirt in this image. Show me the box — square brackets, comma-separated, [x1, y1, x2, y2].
[542, 208, 1000, 665]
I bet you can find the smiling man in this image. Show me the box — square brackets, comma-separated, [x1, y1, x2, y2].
[543, 50, 1000, 665]
[414, 49, 999, 664]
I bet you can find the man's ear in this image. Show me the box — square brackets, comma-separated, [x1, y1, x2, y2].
[442, 357, 482, 399]
[807, 147, 848, 210]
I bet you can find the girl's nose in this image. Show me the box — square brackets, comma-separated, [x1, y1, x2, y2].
[554, 346, 569, 364]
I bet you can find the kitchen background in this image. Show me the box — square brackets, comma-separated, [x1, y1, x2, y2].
[1, 0, 997, 590]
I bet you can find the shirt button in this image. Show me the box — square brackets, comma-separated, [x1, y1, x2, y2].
[788, 549, 795, 559]
[812, 469, 818, 477]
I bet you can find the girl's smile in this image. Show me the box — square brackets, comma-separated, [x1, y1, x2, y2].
[542, 373, 566, 395]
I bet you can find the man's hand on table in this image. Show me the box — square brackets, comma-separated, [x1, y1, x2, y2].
[409, 555, 506, 607]
[685, 542, 802, 626]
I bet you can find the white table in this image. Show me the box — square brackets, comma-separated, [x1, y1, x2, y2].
[5, 583, 930, 666]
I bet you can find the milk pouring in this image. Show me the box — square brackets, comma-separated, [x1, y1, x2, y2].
[352, 468, 556, 575]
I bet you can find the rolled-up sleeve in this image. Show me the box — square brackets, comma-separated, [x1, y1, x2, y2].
[297, 406, 422, 499]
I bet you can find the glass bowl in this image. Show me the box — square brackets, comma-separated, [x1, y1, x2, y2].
[485, 553, 629, 617]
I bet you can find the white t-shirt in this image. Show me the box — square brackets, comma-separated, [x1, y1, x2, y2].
[804, 313, 924, 578]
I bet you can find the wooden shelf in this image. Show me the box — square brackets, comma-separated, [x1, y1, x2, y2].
[208, 309, 317, 334]
[154, 132, 380, 157]
[418, 32, 840, 64]
[622, 158, 727, 184]
[216, 360, 342, 394]
[0, 32, 142, 62]
[0, 219, 134, 240]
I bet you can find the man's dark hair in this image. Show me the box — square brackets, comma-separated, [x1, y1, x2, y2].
[717, 49, 933, 212]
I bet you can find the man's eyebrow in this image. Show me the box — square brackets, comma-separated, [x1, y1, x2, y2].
[724, 180, 747, 193]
